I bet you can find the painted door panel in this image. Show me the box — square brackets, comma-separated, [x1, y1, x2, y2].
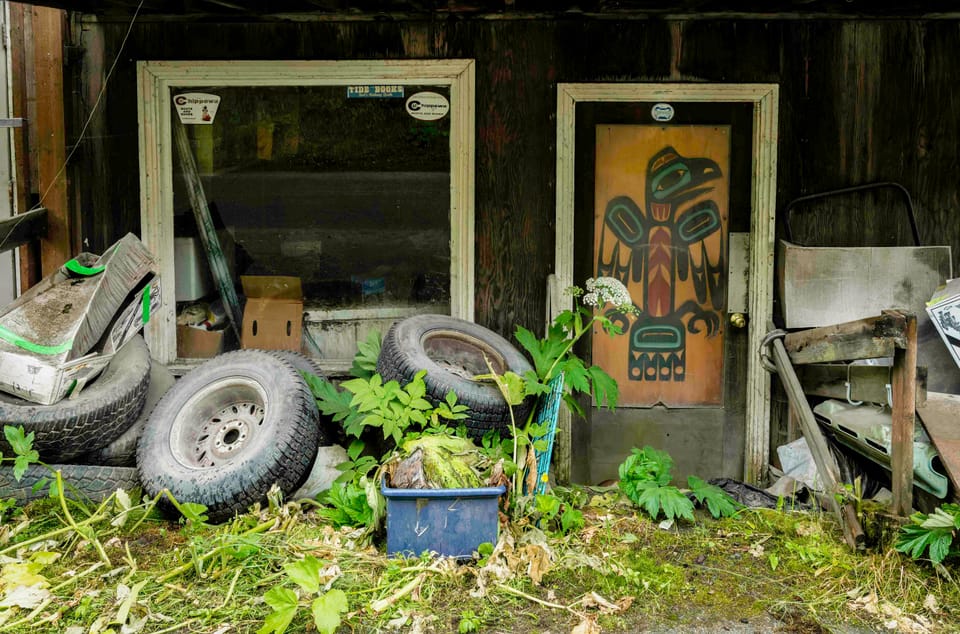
[572, 102, 751, 484]
[593, 125, 730, 407]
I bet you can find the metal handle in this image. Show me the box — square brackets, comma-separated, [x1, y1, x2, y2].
[782, 182, 921, 247]
[730, 313, 746, 329]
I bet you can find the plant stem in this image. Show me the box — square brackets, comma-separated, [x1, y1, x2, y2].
[55, 470, 111, 566]
[543, 314, 599, 382]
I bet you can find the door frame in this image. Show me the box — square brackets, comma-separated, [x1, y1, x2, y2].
[137, 59, 476, 365]
[554, 83, 779, 484]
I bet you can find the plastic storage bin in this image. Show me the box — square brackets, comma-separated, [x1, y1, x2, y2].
[382, 484, 505, 559]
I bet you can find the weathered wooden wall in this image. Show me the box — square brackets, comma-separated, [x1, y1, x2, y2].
[67, 17, 960, 340]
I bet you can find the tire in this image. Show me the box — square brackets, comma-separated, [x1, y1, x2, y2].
[0, 464, 139, 504]
[268, 350, 339, 447]
[377, 315, 535, 438]
[0, 336, 151, 462]
[137, 350, 321, 524]
[80, 363, 177, 467]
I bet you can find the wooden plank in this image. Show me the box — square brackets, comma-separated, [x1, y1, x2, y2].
[0, 209, 47, 254]
[890, 311, 918, 516]
[172, 122, 243, 340]
[782, 313, 906, 365]
[8, 3, 41, 290]
[796, 363, 927, 406]
[917, 392, 960, 496]
[769, 335, 865, 549]
[32, 6, 71, 277]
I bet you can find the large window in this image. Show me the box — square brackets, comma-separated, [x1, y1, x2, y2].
[138, 61, 475, 369]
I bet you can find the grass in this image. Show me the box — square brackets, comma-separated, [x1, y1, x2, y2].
[0, 485, 956, 633]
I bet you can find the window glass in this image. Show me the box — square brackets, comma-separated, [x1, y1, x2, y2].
[170, 85, 452, 312]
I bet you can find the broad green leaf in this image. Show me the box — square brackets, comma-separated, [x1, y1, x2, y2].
[3, 426, 34, 456]
[586, 365, 619, 409]
[499, 372, 527, 406]
[350, 331, 381, 379]
[560, 507, 584, 533]
[258, 586, 298, 634]
[1, 562, 48, 589]
[687, 475, 741, 519]
[635, 485, 695, 522]
[30, 552, 60, 565]
[921, 507, 959, 529]
[178, 502, 209, 524]
[263, 585, 298, 611]
[13, 452, 38, 481]
[285, 555, 323, 594]
[347, 439, 365, 461]
[311, 589, 348, 634]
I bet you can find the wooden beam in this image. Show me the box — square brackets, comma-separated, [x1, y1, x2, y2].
[32, 5, 71, 277]
[782, 313, 906, 365]
[9, 3, 42, 290]
[795, 363, 927, 407]
[0, 208, 47, 254]
[768, 334, 865, 550]
[890, 311, 918, 516]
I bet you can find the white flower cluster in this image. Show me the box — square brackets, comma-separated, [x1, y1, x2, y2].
[581, 276, 634, 309]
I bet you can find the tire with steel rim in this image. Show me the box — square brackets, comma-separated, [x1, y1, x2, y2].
[377, 314, 535, 438]
[137, 350, 320, 523]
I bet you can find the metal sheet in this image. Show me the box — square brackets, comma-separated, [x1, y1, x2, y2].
[917, 392, 960, 496]
[778, 241, 952, 329]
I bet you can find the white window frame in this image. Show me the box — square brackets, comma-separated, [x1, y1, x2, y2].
[137, 60, 475, 366]
[553, 83, 779, 485]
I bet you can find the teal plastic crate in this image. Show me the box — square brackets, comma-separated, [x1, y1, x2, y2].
[382, 483, 505, 559]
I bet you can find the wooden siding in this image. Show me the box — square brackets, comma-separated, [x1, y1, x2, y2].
[66, 18, 960, 341]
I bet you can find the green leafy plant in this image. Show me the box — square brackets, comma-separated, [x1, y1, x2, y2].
[618, 446, 739, 522]
[533, 492, 585, 535]
[458, 609, 482, 633]
[896, 503, 960, 565]
[2, 425, 39, 481]
[259, 555, 349, 634]
[513, 277, 637, 416]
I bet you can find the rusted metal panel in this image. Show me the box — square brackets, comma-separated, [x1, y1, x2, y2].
[917, 392, 960, 499]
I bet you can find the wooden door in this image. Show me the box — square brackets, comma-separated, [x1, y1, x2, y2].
[572, 102, 753, 484]
[593, 125, 730, 407]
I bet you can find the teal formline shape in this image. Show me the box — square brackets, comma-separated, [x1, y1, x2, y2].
[64, 259, 105, 276]
[0, 324, 73, 355]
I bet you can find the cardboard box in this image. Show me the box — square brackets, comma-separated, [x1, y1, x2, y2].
[0, 274, 161, 405]
[177, 325, 225, 359]
[0, 234, 159, 404]
[240, 276, 303, 351]
[927, 277, 960, 371]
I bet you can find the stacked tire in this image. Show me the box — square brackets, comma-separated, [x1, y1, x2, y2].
[377, 315, 535, 438]
[0, 335, 153, 503]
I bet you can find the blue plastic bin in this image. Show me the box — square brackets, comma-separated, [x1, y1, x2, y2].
[382, 483, 505, 559]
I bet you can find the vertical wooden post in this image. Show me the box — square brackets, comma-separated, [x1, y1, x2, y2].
[32, 5, 71, 276]
[890, 310, 918, 516]
[8, 4, 41, 289]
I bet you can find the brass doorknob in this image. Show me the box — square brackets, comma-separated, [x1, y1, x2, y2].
[730, 313, 747, 329]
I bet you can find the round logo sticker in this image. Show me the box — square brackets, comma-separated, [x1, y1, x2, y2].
[405, 92, 450, 121]
[651, 103, 675, 122]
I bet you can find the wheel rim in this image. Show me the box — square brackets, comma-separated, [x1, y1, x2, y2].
[169, 377, 268, 469]
[421, 329, 508, 378]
